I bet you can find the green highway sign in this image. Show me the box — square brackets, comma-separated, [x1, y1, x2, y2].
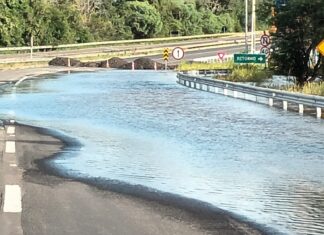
[234, 54, 266, 64]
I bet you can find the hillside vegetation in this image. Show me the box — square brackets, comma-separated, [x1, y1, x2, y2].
[0, 0, 268, 47]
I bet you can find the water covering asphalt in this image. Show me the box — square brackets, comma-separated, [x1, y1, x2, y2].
[0, 70, 323, 235]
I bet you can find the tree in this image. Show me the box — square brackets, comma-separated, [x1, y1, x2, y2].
[270, 0, 324, 85]
[178, 3, 203, 35]
[123, 1, 163, 38]
[0, 0, 27, 46]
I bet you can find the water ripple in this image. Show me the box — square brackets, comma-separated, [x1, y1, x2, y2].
[0, 70, 324, 234]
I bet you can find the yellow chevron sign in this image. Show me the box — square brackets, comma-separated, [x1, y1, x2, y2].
[163, 48, 169, 61]
[317, 40, 324, 56]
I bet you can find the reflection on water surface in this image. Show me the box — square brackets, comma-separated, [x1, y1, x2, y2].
[1, 70, 324, 235]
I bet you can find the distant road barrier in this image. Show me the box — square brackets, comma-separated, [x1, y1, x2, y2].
[177, 73, 324, 118]
[0, 33, 245, 53]
[193, 54, 234, 63]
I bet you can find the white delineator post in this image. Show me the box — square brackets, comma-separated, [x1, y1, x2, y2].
[154, 62, 157, 71]
[299, 104, 304, 114]
[132, 61, 135, 70]
[269, 98, 274, 106]
[316, 107, 322, 118]
[283, 101, 288, 110]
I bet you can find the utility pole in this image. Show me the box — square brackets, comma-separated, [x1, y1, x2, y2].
[251, 0, 256, 53]
[245, 0, 248, 53]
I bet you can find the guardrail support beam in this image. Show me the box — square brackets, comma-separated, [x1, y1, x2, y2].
[317, 107, 322, 118]
[283, 101, 288, 110]
[269, 98, 273, 106]
[299, 104, 304, 114]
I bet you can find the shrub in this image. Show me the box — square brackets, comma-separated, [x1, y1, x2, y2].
[225, 65, 271, 83]
[288, 82, 324, 96]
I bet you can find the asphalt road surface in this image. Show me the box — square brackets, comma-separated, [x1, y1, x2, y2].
[0, 122, 264, 235]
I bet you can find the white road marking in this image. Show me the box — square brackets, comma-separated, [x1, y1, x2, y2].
[7, 126, 15, 134]
[3, 185, 22, 213]
[9, 120, 15, 124]
[5, 141, 16, 153]
[10, 164, 17, 167]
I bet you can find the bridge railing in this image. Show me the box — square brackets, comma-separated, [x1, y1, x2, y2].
[177, 73, 324, 118]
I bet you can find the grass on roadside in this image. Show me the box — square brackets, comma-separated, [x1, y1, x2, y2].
[178, 61, 271, 83]
[177, 61, 233, 71]
[287, 82, 324, 96]
[224, 64, 271, 83]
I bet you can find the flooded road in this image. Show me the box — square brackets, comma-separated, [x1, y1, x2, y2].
[1, 70, 324, 234]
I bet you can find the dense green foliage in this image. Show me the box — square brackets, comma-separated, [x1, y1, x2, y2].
[269, 0, 324, 85]
[0, 0, 270, 47]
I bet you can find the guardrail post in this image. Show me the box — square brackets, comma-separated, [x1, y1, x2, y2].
[269, 98, 273, 106]
[177, 74, 324, 120]
[283, 101, 288, 110]
[316, 107, 322, 118]
[299, 104, 304, 114]
[67, 58, 71, 67]
[154, 62, 157, 71]
[132, 61, 135, 70]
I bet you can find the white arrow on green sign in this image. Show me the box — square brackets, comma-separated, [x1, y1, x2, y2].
[234, 54, 266, 64]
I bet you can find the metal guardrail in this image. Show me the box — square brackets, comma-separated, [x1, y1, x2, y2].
[193, 55, 234, 63]
[0, 33, 245, 52]
[177, 73, 324, 109]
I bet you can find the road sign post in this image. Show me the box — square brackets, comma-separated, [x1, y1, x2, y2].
[163, 48, 169, 70]
[172, 47, 184, 60]
[260, 47, 270, 57]
[259, 33, 271, 65]
[260, 34, 271, 47]
[234, 54, 266, 64]
[217, 52, 225, 61]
